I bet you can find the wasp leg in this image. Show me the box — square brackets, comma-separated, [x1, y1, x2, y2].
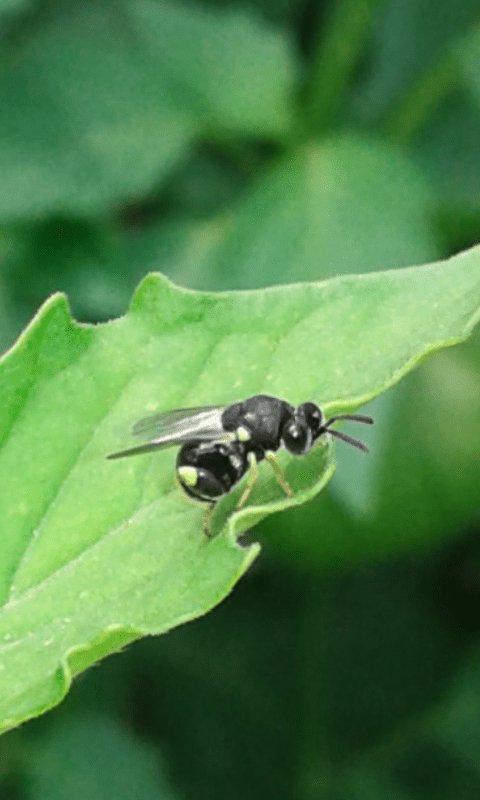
[202, 503, 216, 537]
[264, 450, 294, 497]
[235, 452, 258, 510]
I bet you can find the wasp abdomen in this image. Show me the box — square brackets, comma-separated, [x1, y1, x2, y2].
[176, 440, 248, 502]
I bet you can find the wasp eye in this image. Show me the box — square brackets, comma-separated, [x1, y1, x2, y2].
[298, 402, 323, 435]
[282, 421, 312, 455]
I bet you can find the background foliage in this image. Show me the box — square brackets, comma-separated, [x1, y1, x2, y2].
[0, 0, 480, 799]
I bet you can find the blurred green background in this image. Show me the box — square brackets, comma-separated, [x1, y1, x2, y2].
[1, 0, 480, 798]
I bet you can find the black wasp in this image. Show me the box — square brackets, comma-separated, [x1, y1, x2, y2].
[107, 394, 373, 536]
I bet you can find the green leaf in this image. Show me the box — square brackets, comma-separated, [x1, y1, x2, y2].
[457, 26, 480, 108]
[199, 138, 437, 290]
[0, 0, 296, 219]
[416, 91, 480, 211]
[131, 0, 297, 136]
[0, 3, 193, 219]
[412, 28, 480, 212]
[0, 247, 480, 732]
[29, 711, 178, 800]
[114, 137, 437, 299]
[353, 0, 479, 125]
[0, 0, 32, 13]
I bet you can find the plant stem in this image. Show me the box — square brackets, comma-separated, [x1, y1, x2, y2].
[303, 0, 385, 135]
[383, 51, 460, 145]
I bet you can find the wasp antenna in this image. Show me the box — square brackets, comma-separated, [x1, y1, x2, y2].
[327, 428, 369, 452]
[325, 413, 374, 426]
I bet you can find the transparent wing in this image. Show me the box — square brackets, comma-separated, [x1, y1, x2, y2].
[106, 405, 228, 460]
[131, 405, 223, 437]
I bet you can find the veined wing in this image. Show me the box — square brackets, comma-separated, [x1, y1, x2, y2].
[106, 405, 228, 460]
